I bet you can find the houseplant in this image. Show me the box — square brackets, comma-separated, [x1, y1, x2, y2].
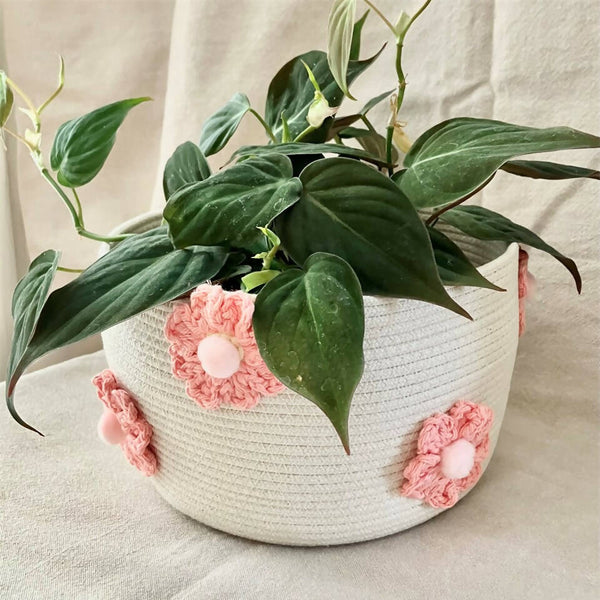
[2, 0, 598, 544]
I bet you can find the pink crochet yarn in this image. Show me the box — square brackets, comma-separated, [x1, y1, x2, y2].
[164, 283, 285, 409]
[401, 401, 494, 509]
[518, 248, 535, 336]
[92, 369, 157, 476]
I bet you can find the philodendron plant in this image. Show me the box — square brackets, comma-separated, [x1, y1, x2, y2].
[2, 0, 599, 452]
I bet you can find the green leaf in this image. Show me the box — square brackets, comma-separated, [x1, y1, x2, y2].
[428, 227, 504, 291]
[163, 141, 211, 200]
[241, 269, 280, 292]
[338, 127, 372, 138]
[198, 93, 251, 157]
[501, 160, 600, 181]
[253, 252, 364, 453]
[164, 154, 302, 249]
[360, 89, 394, 115]
[265, 47, 384, 142]
[50, 97, 150, 187]
[327, 0, 357, 100]
[350, 10, 369, 60]
[356, 130, 399, 163]
[7, 228, 229, 425]
[399, 117, 600, 208]
[6, 250, 60, 434]
[232, 142, 392, 169]
[439, 205, 582, 292]
[0, 71, 14, 127]
[275, 158, 469, 317]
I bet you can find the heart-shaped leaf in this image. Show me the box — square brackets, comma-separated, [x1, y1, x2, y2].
[275, 158, 469, 317]
[253, 252, 364, 453]
[163, 141, 211, 200]
[265, 47, 384, 143]
[6, 250, 60, 433]
[7, 228, 228, 428]
[164, 154, 302, 249]
[50, 97, 150, 187]
[232, 142, 392, 169]
[399, 118, 600, 208]
[428, 227, 503, 291]
[350, 9, 369, 60]
[327, 0, 357, 100]
[198, 93, 251, 157]
[0, 71, 14, 127]
[501, 160, 600, 181]
[439, 205, 581, 292]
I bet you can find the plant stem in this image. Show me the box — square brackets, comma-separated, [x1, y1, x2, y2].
[425, 176, 494, 226]
[5, 76, 38, 125]
[249, 109, 278, 143]
[37, 56, 65, 115]
[57, 265, 84, 273]
[72, 188, 84, 224]
[359, 113, 377, 135]
[2, 127, 31, 147]
[293, 125, 316, 143]
[362, 0, 396, 35]
[385, 126, 394, 173]
[40, 168, 130, 243]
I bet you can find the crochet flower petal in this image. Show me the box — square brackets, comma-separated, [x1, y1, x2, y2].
[449, 401, 494, 448]
[165, 283, 285, 410]
[92, 369, 157, 476]
[417, 412, 458, 454]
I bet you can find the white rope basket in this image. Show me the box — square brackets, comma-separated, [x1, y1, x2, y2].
[101, 213, 519, 546]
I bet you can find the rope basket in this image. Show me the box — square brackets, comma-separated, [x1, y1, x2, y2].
[101, 213, 519, 546]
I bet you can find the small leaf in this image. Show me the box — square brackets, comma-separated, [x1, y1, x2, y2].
[50, 97, 150, 187]
[0, 71, 14, 127]
[6, 250, 60, 433]
[253, 252, 364, 453]
[501, 160, 600, 181]
[275, 158, 469, 317]
[356, 130, 399, 163]
[350, 9, 369, 60]
[327, 0, 357, 100]
[7, 228, 229, 425]
[440, 205, 582, 292]
[360, 89, 395, 115]
[198, 92, 251, 157]
[232, 142, 393, 169]
[164, 154, 302, 249]
[394, 10, 411, 41]
[163, 141, 211, 200]
[265, 47, 384, 143]
[428, 227, 504, 291]
[399, 117, 600, 209]
[241, 269, 280, 292]
[337, 127, 372, 138]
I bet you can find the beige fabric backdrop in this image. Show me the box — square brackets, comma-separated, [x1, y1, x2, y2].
[0, 0, 599, 422]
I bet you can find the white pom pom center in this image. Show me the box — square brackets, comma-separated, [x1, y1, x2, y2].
[197, 334, 242, 379]
[440, 438, 476, 480]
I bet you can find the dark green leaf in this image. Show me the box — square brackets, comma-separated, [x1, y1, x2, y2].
[232, 142, 393, 169]
[50, 97, 150, 187]
[6, 250, 59, 433]
[0, 71, 14, 127]
[327, 0, 357, 100]
[275, 158, 470, 317]
[350, 9, 369, 60]
[327, 114, 362, 139]
[399, 117, 600, 208]
[356, 130, 399, 163]
[428, 227, 504, 291]
[7, 228, 228, 422]
[164, 154, 302, 249]
[265, 47, 384, 142]
[440, 205, 581, 292]
[198, 93, 251, 157]
[163, 141, 211, 200]
[501, 160, 600, 181]
[338, 127, 372, 138]
[253, 252, 364, 453]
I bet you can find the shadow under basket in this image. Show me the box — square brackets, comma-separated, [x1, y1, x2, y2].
[101, 212, 519, 546]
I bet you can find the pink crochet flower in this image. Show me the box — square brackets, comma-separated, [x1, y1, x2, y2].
[518, 248, 535, 336]
[164, 283, 285, 409]
[401, 401, 494, 508]
[92, 369, 157, 476]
